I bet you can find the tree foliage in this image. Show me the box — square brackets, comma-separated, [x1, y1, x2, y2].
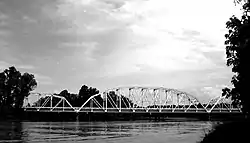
[32, 85, 100, 107]
[77, 85, 99, 107]
[106, 91, 135, 108]
[0, 66, 37, 110]
[222, 0, 250, 116]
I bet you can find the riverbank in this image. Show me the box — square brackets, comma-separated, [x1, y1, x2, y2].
[0, 107, 23, 121]
[200, 120, 250, 143]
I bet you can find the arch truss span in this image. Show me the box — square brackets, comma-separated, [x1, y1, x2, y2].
[24, 93, 76, 112]
[78, 87, 207, 113]
[205, 95, 242, 113]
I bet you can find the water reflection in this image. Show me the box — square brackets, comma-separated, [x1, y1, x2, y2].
[0, 121, 24, 142]
[0, 121, 219, 143]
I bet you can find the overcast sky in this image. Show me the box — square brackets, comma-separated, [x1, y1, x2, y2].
[0, 0, 242, 101]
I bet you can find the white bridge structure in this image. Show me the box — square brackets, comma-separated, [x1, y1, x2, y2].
[23, 87, 242, 114]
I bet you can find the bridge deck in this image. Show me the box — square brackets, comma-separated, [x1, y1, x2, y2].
[24, 107, 241, 114]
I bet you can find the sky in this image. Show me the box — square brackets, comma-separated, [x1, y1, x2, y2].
[0, 0, 242, 102]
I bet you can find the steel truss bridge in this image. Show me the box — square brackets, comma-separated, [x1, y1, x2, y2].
[23, 87, 242, 114]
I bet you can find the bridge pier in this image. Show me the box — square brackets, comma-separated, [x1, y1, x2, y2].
[76, 113, 79, 121]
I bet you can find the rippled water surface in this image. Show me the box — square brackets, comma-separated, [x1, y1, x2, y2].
[0, 121, 217, 143]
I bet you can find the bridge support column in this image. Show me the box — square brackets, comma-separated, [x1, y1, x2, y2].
[76, 113, 79, 121]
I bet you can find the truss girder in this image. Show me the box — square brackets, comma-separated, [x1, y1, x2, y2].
[24, 93, 76, 112]
[25, 87, 242, 114]
[77, 87, 207, 113]
[205, 95, 242, 113]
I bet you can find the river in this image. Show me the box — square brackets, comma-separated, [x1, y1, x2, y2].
[0, 121, 219, 143]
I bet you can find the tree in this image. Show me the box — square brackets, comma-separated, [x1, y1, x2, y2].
[106, 91, 135, 108]
[32, 86, 101, 107]
[58, 89, 78, 106]
[77, 85, 99, 107]
[0, 66, 37, 110]
[222, 0, 250, 116]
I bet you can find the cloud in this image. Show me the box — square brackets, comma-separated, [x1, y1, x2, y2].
[0, 12, 10, 36]
[37, 0, 238, 100]
[60, 41, 98, 48]
[0, 60, 36, 72]
[60, 41, 99, 61]
[0, 30, 10, 37]
[0, 10, 9, 27]
[0, 12, 8, 20]
[43, 0, 129, 36]
[34, 73, 54, 85]
[22, 15, 37, 23]
[0, 61, 10, 70]
[43, 0, 239, 76]
[16, 65, 36, 70]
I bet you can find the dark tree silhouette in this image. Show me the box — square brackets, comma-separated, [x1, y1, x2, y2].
[32, 94, 61, 107]
[222, 0, 250, 117]
[77, 85, 99, 107]
[59, 89, 78, 106]
[32, 86, 101, 107]
[106, 91, 135, 108]
[0, 66, 37, 111]
[32, 96, 46, 107]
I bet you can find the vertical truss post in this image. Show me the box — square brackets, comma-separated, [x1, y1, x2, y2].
[230, 103, 232, 112]
[37, 94, 39, 107]
[177, 93, 179, 110]
[159, 90, 162, 112]
[63, 99, 65, 111]
[219, 100, 222, 112]
[103, 92, 105, 111]
[119, 92, 121, 112]
[153, 89, 156, 109]
[90, 99, 93, 112]
[39, 94, 41, 107]
[117, 89, 121, 112]
[140, 88, 143, 107]
[129, 88, 135, 112]
[50, 94, 53, 109]
[105, 92, 107, 112]
[171, 92, 175, 112]
[164, 90, 168, 110]
[115, 90, 118, 109]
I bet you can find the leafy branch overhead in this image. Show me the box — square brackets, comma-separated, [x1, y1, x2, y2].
[223, 0, 250, 116]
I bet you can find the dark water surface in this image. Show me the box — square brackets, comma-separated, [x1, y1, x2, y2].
[0, 121, 218, 143]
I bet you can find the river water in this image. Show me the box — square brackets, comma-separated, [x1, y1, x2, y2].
[0, 121, 219, 143]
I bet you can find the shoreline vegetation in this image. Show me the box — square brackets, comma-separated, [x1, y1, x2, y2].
[200, 0, 250, 142]
[200, 120, 250, 143]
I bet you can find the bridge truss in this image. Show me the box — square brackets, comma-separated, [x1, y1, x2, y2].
[24, 87, 242, 114]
